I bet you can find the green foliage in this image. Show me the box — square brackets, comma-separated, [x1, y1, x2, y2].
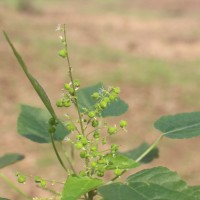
[98, 167, 200, 200]
[3, 26, 200, 200]
[3, 32, 57, 120]
[77, 83, 128, 117]
[0, 154, 24, 169]
[154, 111, 200, 139]
[17, 105, 69, 143]
[61, 175, 103, 200]
[103, 154, 139, 170]
[119, 142, 159, 164]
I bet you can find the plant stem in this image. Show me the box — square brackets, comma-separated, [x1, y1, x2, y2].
[111, 134, 164, 182]
[136, 134, 163, 163]
[0, 172, 31, 200]
[88, 190, 95, 200]
[60, 141, 76, 174]
[63, 24, 85, 135]
[49, 132, 68, 173]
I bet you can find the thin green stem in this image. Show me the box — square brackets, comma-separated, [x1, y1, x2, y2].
[136, 134, 163, 163]
[63, 24, 85, 135]
[0, 172, 31, 200]
[111, 134, 164, 182]
[60, 141, 76, 174]
[49, 132, 68, 173]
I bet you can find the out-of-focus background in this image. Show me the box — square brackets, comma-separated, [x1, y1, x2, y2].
[1, 0, 200, 199]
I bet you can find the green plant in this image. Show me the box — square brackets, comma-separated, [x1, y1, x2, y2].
[1, 24, 200, 200]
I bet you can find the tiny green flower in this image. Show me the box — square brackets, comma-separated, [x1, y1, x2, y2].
[107, 126, 117, 135]
[48, 118, 56, 126]
[81, 137, 89, 146]
[88, 111, 95, 118]
[114, 168, 123, 176]
[64, 83, 71, 90]
[113, 87, 120, 94]
[40, 180, 47, 188]
[91, 92, 100, 100]
[35, 176, 42, 183]
[92, 119, 99, 127]
[63, 99, 71, 107]
[74, 80, 80, 87]
[75, 142, 83, 149]
[56, 99, 63, 107]
[17, 175, 26, 184]
[120, 120, 127, 128]
[93, 130, 100, 139]
[48, 126, 56, 134]
[80, 151, 87, 158]
[66, 122, 76, 131]
[100, 101, 107, 109]
[59, 49, 67, 58]
[69, 88, 75, 96]
[97, 170, 104, 177]
[91, 161, 97, 168]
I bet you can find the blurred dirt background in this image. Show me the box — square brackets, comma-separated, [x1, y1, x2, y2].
[1, 0, 200, 199]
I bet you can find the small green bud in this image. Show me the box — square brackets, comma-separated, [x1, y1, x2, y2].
[74, 80, 80, 87]
[92, 119, 99, 128]
[64, 83, 71, 90]
[79, 170, 86, 176]
[76, 134, 83, 140]
[90, 146, 97, 152]
[97, 170, 104, 177]
[88, 111, 95, 118]
[40, 180, 46, 188]
[17, 175, 26, 184]
[75, 142, 83, 149]
[114, 168, 123, 176]
[102, 137, 107, 145]
[48, 126, 56, 134]
[56, 99, 63, 107]
[93, 131, 100, 139]
[91, 161, 97, 168]
[109, 93, 117, 101]
[91, 92, 99, 100]
[81, 137, 89, 146]
[35, 176, 42, 183]
[107, 126, 117, 135]
[63, 99, 71, 107]
[100, 101, 107, 109]
[103, 97, 110, 103]
[59, 49, 67, 58]
[69, 88, 75, 96]
[66, 122, 76, 131]
[111, 144, 119, 152]
[113, 87, 120, 94]
[120, 120, 127, 128]
[48, 118, 56, 126]
[80, 151, 87, 158]
[97, 158, 106, 164]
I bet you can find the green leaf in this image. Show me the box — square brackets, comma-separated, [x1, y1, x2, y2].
[104, 154, 140, 170]
[4, 32, 57, 119]
[118, 143, 159, 164]
[154, 111, 200, 139]
[17, 104, 69, 143]
[0, 154, 24, 169]
[0, 198, 10, 200]
[61, 175, 103, 200]
[99, 167, 199, 200]
[77, 83, 128, 117]
[184, 186, 200, 200]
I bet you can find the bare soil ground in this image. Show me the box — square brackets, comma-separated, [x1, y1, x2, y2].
[0, 0, 200, 199]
